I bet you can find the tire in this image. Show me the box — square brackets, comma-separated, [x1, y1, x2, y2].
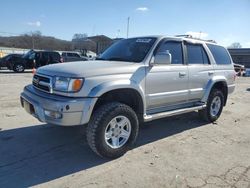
[199, 89, 224, 122]
[87, 102, 139, 158]
[13, 63, 25, 73]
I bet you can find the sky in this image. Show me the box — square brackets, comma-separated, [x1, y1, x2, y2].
[0, 0, 249, 47]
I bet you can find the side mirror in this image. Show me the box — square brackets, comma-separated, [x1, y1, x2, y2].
[153, 51, 172, 65]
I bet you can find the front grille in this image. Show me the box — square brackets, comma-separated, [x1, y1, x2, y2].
[33, 74, 52, 93]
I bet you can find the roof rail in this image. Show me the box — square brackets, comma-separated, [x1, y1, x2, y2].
[175, 34, 193, 38]
[174, 34, 216, 43]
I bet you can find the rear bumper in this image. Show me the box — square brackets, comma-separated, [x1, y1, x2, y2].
[20, 85, 97, 126]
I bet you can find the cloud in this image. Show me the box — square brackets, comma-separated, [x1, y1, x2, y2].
[185, 31, 208, 39]
[27, 21, 41, 27]
[136, 7, 149, 12]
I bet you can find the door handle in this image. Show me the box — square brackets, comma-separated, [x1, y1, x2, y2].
[208, 71, 214, 76]
[179, 72, 186, 77]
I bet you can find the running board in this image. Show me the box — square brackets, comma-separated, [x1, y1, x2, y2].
[144, 104, 206, 122]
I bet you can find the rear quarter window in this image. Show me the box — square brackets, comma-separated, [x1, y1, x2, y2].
[207, 44, 232, 65]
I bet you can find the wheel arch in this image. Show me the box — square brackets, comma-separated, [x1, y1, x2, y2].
[202, 77, 228, 106]
[91, 87, 145, 123]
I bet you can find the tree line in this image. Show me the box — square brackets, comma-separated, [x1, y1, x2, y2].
[0, 32, 98, 52]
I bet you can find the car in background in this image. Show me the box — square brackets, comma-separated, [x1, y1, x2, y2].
[0, 54, 23, 70]
[61, 52, 88, 62]
[244, 68, 250, 77]
[233, 63, 245, 76]
[2, 50, 62, 73]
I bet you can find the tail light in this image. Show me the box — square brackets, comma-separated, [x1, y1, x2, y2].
[32, 68, 36, 75]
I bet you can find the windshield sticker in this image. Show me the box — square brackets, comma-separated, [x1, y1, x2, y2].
[136, 39, 152, 43]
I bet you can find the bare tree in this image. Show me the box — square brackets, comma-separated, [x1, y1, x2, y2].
[228, 42, 242, 48]
[72, 33, 88, 40]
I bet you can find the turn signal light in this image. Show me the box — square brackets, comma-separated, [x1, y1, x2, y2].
[72, 79, 83, 91]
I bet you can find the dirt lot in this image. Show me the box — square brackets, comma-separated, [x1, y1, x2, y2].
[0, 70, 250, 188]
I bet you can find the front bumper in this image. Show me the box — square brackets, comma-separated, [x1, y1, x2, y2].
[20, 85, 97, 126]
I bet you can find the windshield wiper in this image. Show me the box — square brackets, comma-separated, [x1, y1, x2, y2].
[95, 57, 106, 60]
[106, 57, 129, 62]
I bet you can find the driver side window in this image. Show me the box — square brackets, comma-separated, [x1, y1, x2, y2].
[157, 41, 183, 64]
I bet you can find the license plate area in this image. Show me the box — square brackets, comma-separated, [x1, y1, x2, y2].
[21, 98, 35, 115]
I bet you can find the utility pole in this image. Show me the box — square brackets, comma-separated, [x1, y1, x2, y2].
[31, 31, 34, 49]
[127, 17, 130, 38]
[32, 35, 34, 49]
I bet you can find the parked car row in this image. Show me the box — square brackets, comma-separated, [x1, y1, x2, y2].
[0, 50, 88, 73]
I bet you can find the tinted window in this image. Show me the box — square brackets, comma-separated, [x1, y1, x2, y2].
[186, 44, 209, 64]
[207, 44, 232, 64]
[157, 41, 183, 64]
[202, 48, 209, 64]
[29, 52, 36, 60]
[70, 53, 80, 57]
[49, 52, 60, 60]
[74, 53, 80, 57]
[5, 55, 11, 61]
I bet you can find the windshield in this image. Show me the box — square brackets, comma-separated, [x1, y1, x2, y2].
[22, 50, 34, 59]
[97, 37, 156, 63]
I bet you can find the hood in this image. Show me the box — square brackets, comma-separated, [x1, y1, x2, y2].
[37, 60, 144, 78]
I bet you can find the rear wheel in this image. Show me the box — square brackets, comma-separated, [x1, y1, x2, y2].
[87, 102, 139, 158]
[199, 89, 224, 122]
[13, 63, 25, 73]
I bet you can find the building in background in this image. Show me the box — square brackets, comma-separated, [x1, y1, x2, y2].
[88, 35, 113, 55]
[228, 48, 250, 68]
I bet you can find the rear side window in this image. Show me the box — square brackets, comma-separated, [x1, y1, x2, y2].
[72, 53, 80, 57]
[50, 52, 60, 60]
[157, 41, 183, 64]
[186, 44, 209, 64]
[207, 44, 232, 65]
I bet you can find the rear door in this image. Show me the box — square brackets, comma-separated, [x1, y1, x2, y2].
[185, 42, 214, 102]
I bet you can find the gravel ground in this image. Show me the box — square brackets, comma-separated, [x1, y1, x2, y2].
[0, 70, 250, 188]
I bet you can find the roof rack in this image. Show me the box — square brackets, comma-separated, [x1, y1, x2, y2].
[174, 34, 216, 43]
[175, 34, 193, 38]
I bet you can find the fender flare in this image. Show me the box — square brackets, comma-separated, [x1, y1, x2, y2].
[88, 79, 146, 114]
[201, 76, 227, 103]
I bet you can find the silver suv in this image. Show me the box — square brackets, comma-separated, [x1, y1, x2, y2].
[20, 36, 236, 158]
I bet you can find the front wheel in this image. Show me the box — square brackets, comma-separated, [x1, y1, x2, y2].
[87, 102, 139, 158]
[13, 63, 25, 73]
[199, 89, 224, 122]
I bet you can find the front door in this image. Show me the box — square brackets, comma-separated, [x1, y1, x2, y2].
[145, 40, 189, 112]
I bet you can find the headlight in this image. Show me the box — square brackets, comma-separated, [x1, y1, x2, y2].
[53, 76, 84, 92]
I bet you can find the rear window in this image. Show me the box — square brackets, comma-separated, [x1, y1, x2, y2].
[207, 44, 232, 65]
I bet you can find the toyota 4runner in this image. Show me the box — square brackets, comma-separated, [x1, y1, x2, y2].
[20, 36, 235, 158]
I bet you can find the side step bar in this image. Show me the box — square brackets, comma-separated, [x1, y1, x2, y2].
[144, 104, 206, 122]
